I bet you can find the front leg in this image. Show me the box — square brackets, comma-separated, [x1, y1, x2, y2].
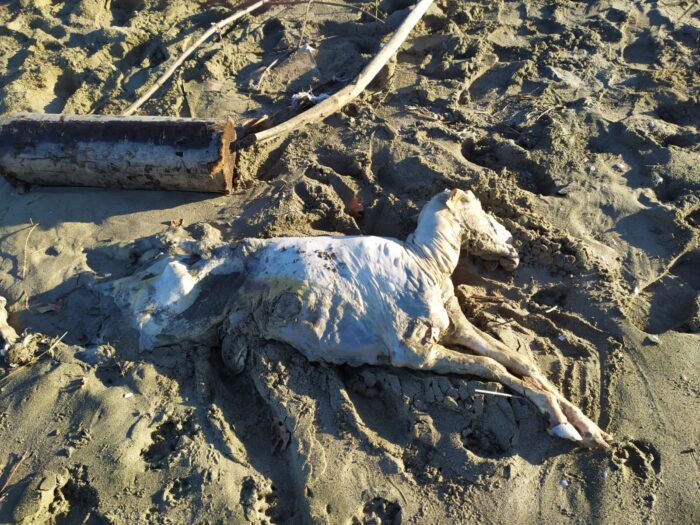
[402, 342, 583, 442]
[443, 296, 612, 448]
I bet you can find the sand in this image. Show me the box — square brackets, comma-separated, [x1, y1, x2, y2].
[0, 0, 698, 523]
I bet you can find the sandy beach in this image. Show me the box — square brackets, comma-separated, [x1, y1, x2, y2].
[0, 0, 698, 523]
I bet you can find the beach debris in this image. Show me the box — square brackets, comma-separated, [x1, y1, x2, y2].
[474, 388, 522, 399]
[0, 113, 237, 193]
[651, 174, 664, 186]
[252, 0, 436, 144]
[121, 0, 269, 116]
[647, 120, 657, 131]
[21, 220, 39, 280]
[348, 195, 365, 221]
[123, 392, 134, 399]
[559, 479, 570, 488]
[291, 90, 330, 107]
[271, 417, 291, 453]
[242, 115, 270, 134]
[0, 451, 29, 502]
[0, 332, 67, 381]
[646, 334, 660, 345]
[169, 218, 184, 229]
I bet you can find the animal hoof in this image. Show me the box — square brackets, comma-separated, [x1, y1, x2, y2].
[548, 422, 583, 442]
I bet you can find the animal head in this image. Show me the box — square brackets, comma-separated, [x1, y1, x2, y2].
[444, 189, 520, 271]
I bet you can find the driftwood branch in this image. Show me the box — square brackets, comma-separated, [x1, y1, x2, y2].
[252, 0, 435, 144]
[121, 0, 268, 116]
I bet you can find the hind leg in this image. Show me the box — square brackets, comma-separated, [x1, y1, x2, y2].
[443, 296, 611, 448]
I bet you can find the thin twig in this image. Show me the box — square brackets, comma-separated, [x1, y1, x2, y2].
[254, 56, 283, 90]
[253, 0, 435, 143]
[297, 0, 314, 48]
[270, 1, 386, 23]
[0, 332, 68, 387]
[20, 220, 38, 280]
[121, 0, 268, 116]
[474, 388, 522, 399]
[0, 451, 29, 500]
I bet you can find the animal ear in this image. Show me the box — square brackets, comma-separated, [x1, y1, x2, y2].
[445, 189, 474, 211]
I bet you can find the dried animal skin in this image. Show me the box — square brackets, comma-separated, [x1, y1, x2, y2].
[107, 190, 611, 448]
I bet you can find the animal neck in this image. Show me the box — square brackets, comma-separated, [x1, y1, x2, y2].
[407, 199, 463, 282]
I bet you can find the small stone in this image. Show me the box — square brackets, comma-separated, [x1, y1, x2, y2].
[647, 120, 657, 130]
[123, 392, 134, 399]
[560, 479, 569, 487]
[558, 334, 566, 342]
[602, 470, 609, 479]
[647, 335, 660, 344]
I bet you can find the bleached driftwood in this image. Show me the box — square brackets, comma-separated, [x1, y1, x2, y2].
[0, 113, 236, 193]
[121, 0, 268, 116]
[252, 0, 436, 143]
[107, 189, 612, 448]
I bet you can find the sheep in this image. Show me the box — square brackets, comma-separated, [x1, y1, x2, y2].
[108, 189, 611, 448]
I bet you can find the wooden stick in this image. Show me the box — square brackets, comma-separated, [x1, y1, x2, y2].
[474, 388, 522, 399]
[20, 220, 38, 280]
[271, 0, 386, 23]
[121, 0, 268, 116]
[0, 451, 29, 501]
[252, 0, 435, 143]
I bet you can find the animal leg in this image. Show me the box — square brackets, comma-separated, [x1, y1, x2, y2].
[412, 343, 580, 441]
[443, 296, 611, 448]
